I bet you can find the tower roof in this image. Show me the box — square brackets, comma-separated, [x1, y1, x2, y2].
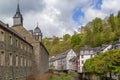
[33, 24, 42, 37]
[13, 3, 23, 19]
[34, 26, 41, 33]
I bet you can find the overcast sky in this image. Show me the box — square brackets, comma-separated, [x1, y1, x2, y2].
[0, 0, 120, 37]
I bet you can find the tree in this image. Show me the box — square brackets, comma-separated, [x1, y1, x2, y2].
[92, 17, 103, 33]
[63, 34, 71, 41]
[71, 34, 81, 47]
[52, 36, 59, 45]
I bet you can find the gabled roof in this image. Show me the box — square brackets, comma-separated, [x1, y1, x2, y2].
[52, 49, 72, 60]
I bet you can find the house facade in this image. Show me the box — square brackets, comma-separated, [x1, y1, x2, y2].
[77, 44, 113, 73]
[78, 46, 95, 73]
[49, 49, 76, 71]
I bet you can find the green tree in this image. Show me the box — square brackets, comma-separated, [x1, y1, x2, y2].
[52, 36, 59, 45]
[63, 34, 71, 41]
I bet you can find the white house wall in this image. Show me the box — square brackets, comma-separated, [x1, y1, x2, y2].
[78, 50, 95, 73]
[62, 58, 67, 70]
[66, 49, 77, 70]
[54, 60, 58, 70]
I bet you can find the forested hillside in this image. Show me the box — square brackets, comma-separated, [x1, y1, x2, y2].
[43, 11, 120, 56]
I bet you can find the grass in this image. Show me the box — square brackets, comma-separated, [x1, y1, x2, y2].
[49, 72, 71, 80]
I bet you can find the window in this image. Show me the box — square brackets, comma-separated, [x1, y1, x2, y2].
[1, 31, 4, 41]
[27, 48, 29, 52]
[9, 53, 12, 66]
[24, 46, 26, 51]
[91, 55, 93, 58]
[1, 51, 5, 66]
[28, 59, 32, 67]
[24, 58, 26, 67]
[81, 55, 84, 58]
[21, 56, 23, 66]
[81, 60, 84, 64]
[16, 55, 18, 67]
[10, 36, 13, 45]
[30, 60, 32, 67]
[20, 43, 23, 49]
[16, 39, 18, 47]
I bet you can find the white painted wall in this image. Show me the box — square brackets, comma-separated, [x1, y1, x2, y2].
[78, 50, 95, 73]
[66, 49, 76, 70]
[54, 60, 58, 70]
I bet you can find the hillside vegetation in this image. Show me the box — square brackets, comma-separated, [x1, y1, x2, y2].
[43, 11, 120, 56]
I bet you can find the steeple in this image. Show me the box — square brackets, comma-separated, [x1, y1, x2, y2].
[13, 1, 23, 26]
[16, 3, 20, 13]
[33, 23, 43, 42]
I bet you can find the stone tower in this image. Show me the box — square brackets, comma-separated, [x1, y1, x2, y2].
[13, 3, 23, 26]
[33, 24, 42, 42]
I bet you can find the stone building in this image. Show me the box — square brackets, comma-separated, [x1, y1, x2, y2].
[0, 3, 49, 80]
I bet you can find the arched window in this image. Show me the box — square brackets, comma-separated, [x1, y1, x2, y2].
[1, 31, 4, 41]
[10, 36, 13, 45]
[24, 58, 26, 67]
[21, 56, 23, 67]
[1, 51, 5, 66]
[9, 53, 12, 66]
[30, 60, 32, 67]
[16, 55, 18, 67]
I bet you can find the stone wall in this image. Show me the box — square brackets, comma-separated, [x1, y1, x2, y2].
[39, 42, 49, 73]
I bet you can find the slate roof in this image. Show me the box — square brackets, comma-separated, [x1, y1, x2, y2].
[13, 3, 23, 19]
[94, 45, 112, 54]
[34, 26, 41, 33]
[50, 49, 72, 61]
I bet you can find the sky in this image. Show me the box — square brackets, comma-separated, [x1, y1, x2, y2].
[0, 0, 120, 37]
